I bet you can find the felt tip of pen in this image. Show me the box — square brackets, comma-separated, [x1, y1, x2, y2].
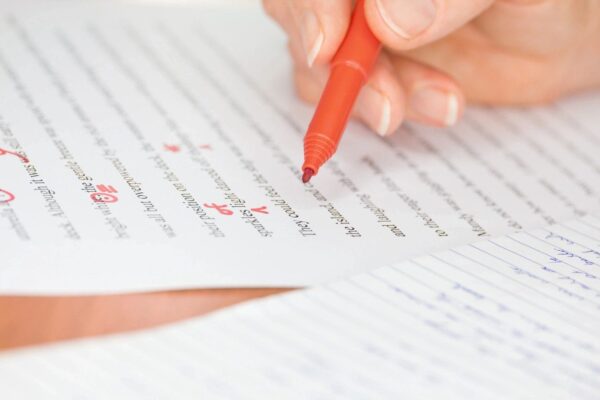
[302, 168, 314, 184]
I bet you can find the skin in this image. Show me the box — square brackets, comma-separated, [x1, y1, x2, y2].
[262, 0, 600, 136]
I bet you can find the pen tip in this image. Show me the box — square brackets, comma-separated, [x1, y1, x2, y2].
[302, 168, 314, 184]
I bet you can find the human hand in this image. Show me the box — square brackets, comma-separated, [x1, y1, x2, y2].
[263, 0, 600, 135]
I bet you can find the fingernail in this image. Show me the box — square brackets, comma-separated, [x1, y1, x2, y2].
[299, 10, 323, 67]
[374, 0, 437, 39]
[357, 86, 392, 136]
[410, 85, 459, 126]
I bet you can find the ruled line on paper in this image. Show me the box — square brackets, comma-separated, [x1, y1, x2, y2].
[2, 216, 600, 399]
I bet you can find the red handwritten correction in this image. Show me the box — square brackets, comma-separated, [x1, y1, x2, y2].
[0, 189, 16, 204]
[0, 148, 29, 163]
[164, 144, 181, 153]
[204, 203, 234, 216]
[91, 184, 119, 203]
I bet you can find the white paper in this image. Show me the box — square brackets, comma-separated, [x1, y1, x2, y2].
[1, 1, 600, 293]
[2, 215, 600, 399]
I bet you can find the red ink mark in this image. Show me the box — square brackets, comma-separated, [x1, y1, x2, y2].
[0, 189, 15, 204]
[204, 203, 233, 216]
[96, 184, 117, 193]
[0, 148, 29, 163]
[251, 206, 269, 214]
[198, 144, 212, 150]
[164, 144, 181, 153]
[90, 184, 119, 203]
[91, 193, 119, 203]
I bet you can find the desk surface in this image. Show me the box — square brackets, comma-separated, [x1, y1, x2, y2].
[0, 289, 290, 351]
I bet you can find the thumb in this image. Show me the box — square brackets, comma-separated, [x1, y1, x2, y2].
[364, 0, 494, 51]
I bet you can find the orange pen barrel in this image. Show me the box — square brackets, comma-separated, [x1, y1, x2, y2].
[302, 0, 381, 180]
[302, 67, 364, 176]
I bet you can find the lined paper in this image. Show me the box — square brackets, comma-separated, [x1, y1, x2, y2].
[2, 215, 599, 399]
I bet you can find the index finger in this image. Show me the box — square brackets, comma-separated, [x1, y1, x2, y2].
[263, 0, 353, 67]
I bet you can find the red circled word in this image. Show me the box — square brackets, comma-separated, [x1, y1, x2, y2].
[0, 188, 15, 204]
[0, 148, 29, 163]
[91, 193, 118, 203]
[91, 184, 119, 203]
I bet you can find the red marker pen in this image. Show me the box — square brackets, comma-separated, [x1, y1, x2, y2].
[302, 0, 381, 183]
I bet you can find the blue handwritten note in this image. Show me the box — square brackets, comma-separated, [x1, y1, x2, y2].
[2, 215, 599, 399]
